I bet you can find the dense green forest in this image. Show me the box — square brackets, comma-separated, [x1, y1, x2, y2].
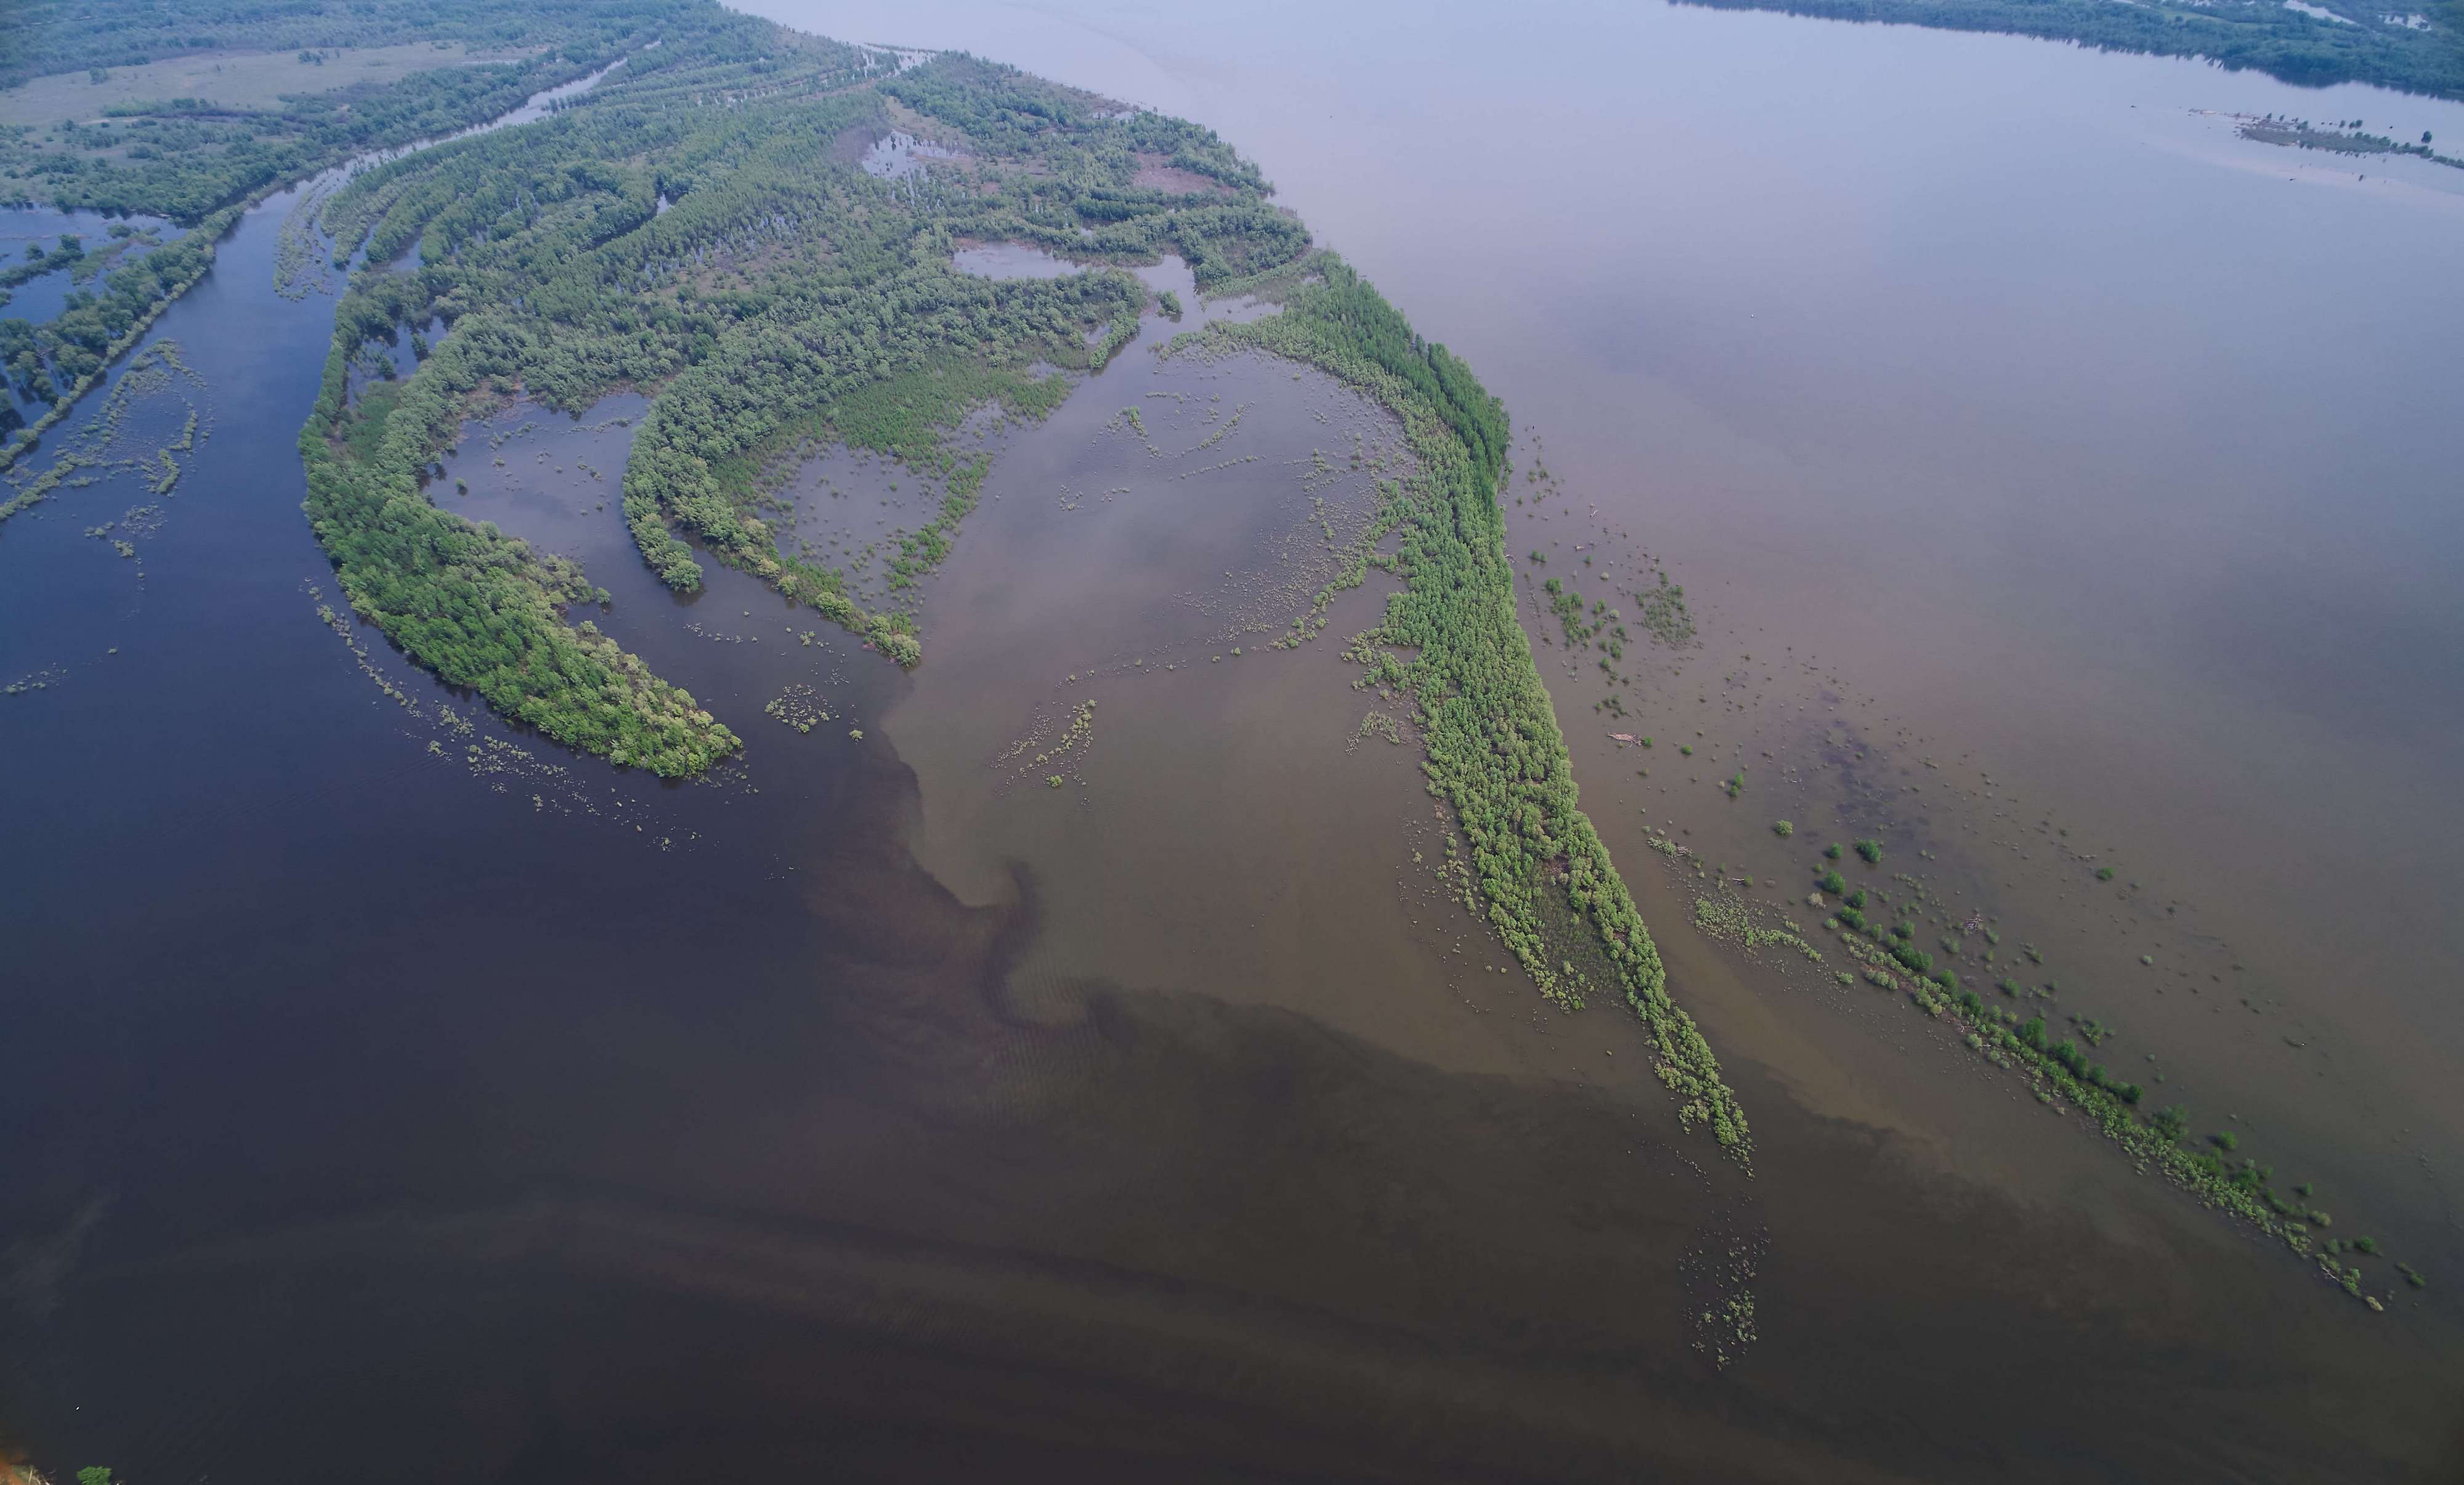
[1, 3, 712, 221]
[0, 2, 726, 473]
[0, 1, 698, 94]
[1678, 0, 2464, 99]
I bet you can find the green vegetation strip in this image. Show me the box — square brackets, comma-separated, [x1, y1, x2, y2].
[2, 214, 224, 479]
[1780, 845, 2418, 1300]
[1196, 262, 1749, 1157]
[301, 369, 740, 776]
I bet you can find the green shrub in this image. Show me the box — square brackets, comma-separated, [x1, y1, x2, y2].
[1772, 820, 1793, 837]
[1854, 838, 1883, 864]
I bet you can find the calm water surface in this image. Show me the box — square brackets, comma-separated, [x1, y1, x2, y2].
[4, 3, 2462, 1479]
[764, 0, 2464, 1351]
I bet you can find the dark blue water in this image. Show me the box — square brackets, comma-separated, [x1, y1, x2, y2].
[1, 208, 178, 425]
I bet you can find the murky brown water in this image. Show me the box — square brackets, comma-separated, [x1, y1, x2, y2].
[9, 1, 2464, 1478]
[738, 0, 2464, 1466]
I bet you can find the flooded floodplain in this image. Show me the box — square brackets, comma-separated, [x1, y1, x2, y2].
[3, 1, 2463, 1481]
[760, 0, 2464, 1396]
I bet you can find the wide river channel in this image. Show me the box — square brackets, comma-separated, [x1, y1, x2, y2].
[3, 1, 2460, 1479]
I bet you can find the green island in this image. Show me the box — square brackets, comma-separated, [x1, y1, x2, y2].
[0, 0, 1743, 1147]
[2, 222, 220, 473]
[1675, 0, 2464, 100]
[276, 3, 1753, 1151]
[2233, 112, 2460, 168]
[15, 0, 2429, 1234]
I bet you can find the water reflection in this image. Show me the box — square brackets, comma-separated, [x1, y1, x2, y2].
[861, 129, 963, 179]
[951, 241, 1098, 279]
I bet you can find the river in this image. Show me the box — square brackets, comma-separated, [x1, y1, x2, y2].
[1, 4, 2459, 1480]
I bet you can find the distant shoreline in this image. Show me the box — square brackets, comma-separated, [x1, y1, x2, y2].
[1672, 0, 2464, 102]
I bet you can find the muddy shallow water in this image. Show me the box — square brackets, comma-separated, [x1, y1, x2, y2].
[740, 0, 2464, 1176]
[3, 2, 2463, 1480]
